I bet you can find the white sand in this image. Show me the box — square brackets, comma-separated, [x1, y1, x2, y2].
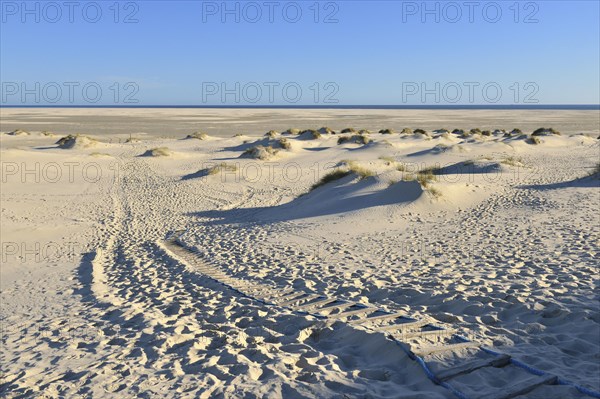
[1, 109, 599, 398]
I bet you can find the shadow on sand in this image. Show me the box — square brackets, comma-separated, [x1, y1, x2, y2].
[518, 175, 599, 191]
[188, 176, 423, 224]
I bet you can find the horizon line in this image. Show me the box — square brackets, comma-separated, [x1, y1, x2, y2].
[1, 104, 599, 110]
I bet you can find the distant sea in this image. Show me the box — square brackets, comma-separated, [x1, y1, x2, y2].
[2, 105, 599, 110]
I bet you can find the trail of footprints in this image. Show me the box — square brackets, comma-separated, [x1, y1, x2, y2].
[162, 235, 595, 399]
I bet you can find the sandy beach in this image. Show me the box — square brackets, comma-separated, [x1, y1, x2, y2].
[1, 108, 599, 398]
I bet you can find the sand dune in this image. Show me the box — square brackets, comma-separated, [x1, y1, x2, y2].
[1, 112, 599, 398]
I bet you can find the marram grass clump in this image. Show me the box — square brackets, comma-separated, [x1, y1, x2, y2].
[56, 134, 98, 149]
[143, 147, 172, 157]
[337, 134, 371, 145]
[345, 161, 376, 179]
[242, 145, 279, 160]
[310, 169, 352, 191]
[186, 131, 208, 140]
[532, 127, 561, 136]
[526, 136, 542, 145]
[300, 129, 322, 139]
[277, 138, 292, 150]
[416, 167, 439, 188]
[207, 162, 238, 175]
[309, 162, 375, 192]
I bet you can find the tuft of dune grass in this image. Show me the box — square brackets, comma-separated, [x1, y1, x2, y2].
[242, 145, 279, 160]
[338, 134, 371, 145]
[300, 129, 321, 139]
[56, 134, 98, 149]
[145, 147, 172, 157]
[310, 169, 352, 191]
[416, 167, 439, 188]
[186, 131, 208, 140]
[208, 162, 238, 175]
[8, 129, 29, 136]
[346, 161, 375, 179]
[526, 136, 542, 145]
[532, 127, 561, 136]
[309, 161, 375, 192]
[319, 127, 335, 134]
[277, 138, 292, 150]
[501, 156, 524, 167]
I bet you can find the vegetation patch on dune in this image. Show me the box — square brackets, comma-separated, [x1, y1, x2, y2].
[56, 134, 98, 149]
[264, 130, 278, 138]
[319, 127, 335, 134]
[310, 169, 352, 191]
[501, 156, 524, 167]
[345, 161, 376, 179]
[277, 138, 292, 150]
[414, 167, 442, 198]
[241, 145, 279, 160]
[186, 131, 208, 140]
[90, 152, 112, 157]
[379, 128, 394, 134]
[526, 136, 542, 145]
[283, 128, 301, 135]
[309, 161, 375, 192]
[7, 129, 29, 136]
[207, 162, 238, 175]
[505, 129, 527, 139]
[142, 147, 172, 157]
[337, 134, 371, 145]
[299, 129, 321, 139]
[416, 167, 439, 187]
[532, 127, 561, 136]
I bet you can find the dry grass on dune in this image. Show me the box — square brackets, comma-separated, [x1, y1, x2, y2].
[186, 131, 208, 140]
[310, 169, 352, 191]
[309, 161, 375, 192]
[7, 129, 30, 136]
[207, 162, 238, 175]
[299, 129, 322, 139]
[241, 145, 279, 160]
[143, 147, 172, 157]
[56, 134, 98, 149]
[338, 134, 371, 145]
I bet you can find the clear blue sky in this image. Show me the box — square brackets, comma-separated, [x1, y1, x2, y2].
[1, 0, 599, 105]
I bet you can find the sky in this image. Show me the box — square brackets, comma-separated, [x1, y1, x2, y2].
[1, 0, 599, 106]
